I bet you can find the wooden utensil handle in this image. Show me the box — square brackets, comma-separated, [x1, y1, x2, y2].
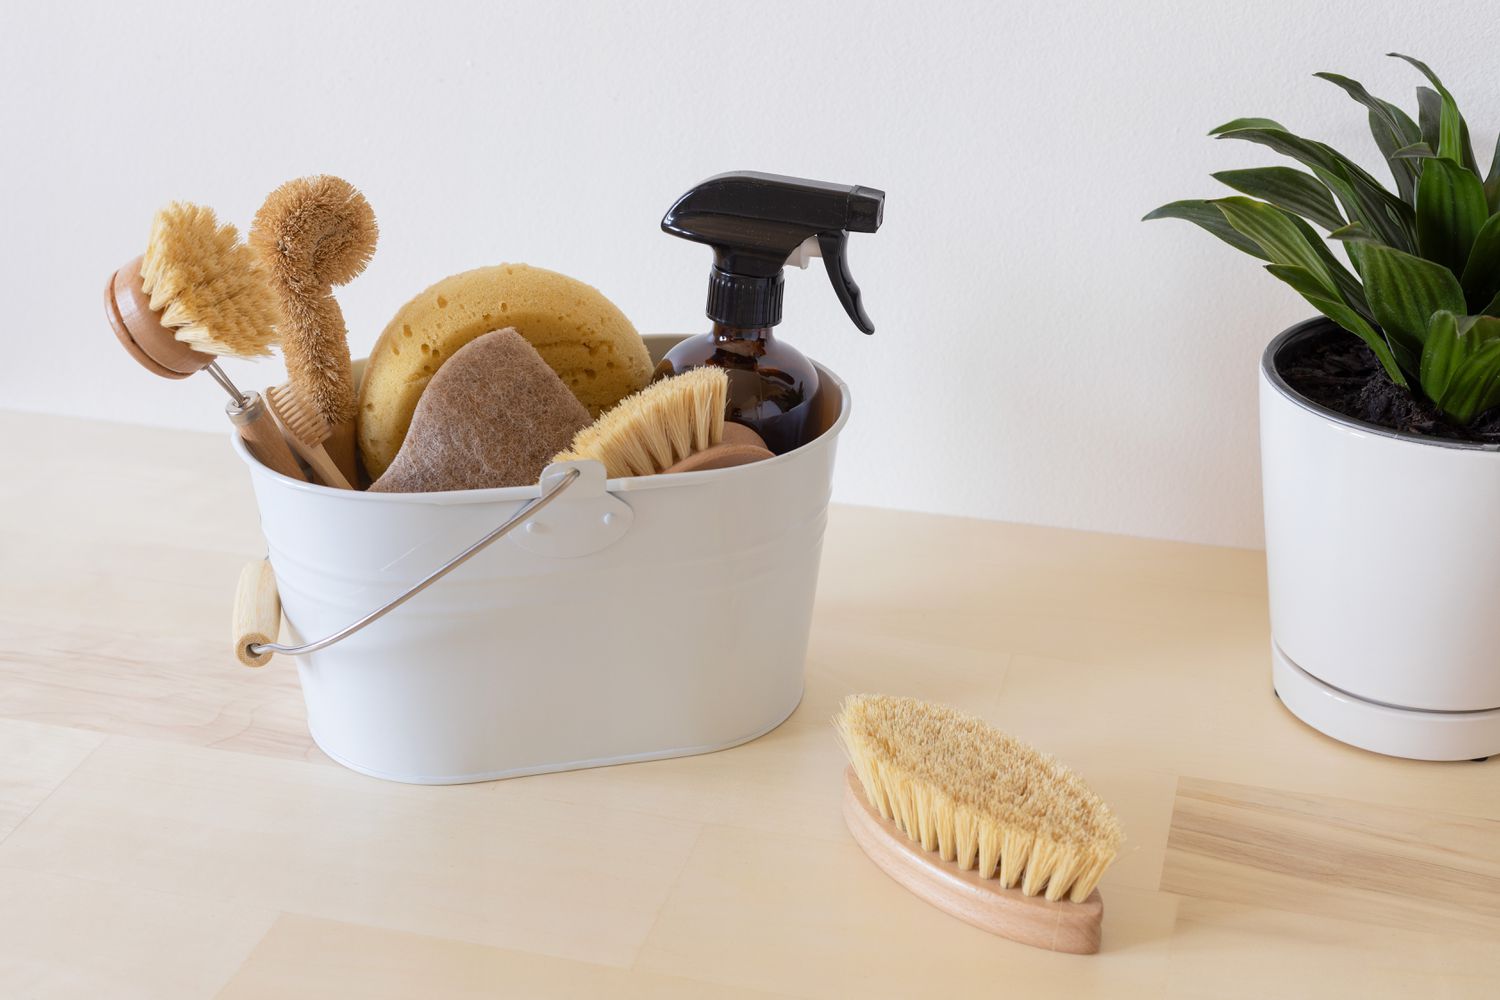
[232, 559, 281, 667]
[324, 419, 359, 486]
[303, 445, 353, 489]
[230, 393, 307, 481]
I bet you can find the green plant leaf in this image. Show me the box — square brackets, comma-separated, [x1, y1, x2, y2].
[1213, 125, 1415, 252]
[1314, 72, 1423, 200]
[1415, 157, 1489, 274]
[1486, 134, 1500, 212]
[1265, 264, 1406, 386]
[1418, 312, 1500, 423]
[1328, 221, 1381, 244]
[1483, 290, 1500, 317]
[1208, 117, 1286, 135]
[1213, 197, 1339, 290]
[1357, 242, 1467, 366]
[1392, 142, 1436, 161]
[1212, 196, 1373, 322]
[1460, 212, 1500, 312]
[1391, 55, 1471, 166]
[1143, 200, 1269, 259]
[1212, 167, 1344, 230]
[1416, 86, 1440, 149]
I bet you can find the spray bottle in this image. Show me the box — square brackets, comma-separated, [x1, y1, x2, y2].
[658, 171, 885, 454]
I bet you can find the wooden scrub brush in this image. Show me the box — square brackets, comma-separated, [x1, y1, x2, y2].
[105, 202, 304, 481]
[250, 175, 377, 486]
[553, 367, 773, 477]
[835, 695, 1122, 954]
[264, 383, 352, 489]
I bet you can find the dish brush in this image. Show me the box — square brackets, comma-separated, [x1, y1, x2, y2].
[250, 175, 377, 485]
[105, 202, 305, 481]
[552, 367, 772, 477]
[265, 383, 353, 489]
[835, 694, 1122, 954]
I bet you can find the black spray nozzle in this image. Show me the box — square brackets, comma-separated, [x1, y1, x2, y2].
[662, 171, 884, 334]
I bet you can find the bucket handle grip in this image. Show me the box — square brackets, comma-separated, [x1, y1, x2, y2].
[232, 468, 581, 666]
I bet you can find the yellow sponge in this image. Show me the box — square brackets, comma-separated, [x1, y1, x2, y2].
[357, 263, 652, 481]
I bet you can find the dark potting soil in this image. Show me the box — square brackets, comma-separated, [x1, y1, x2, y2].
[1277, 327, 1500, 445]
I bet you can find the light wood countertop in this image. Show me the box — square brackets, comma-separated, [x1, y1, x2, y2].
[1, 410, 1496, 998]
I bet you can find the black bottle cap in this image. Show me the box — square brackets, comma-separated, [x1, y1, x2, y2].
[662, 171, 884, 334]
[707, 267, 785, 328]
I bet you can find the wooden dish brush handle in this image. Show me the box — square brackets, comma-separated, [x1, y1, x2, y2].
[229, 392, 307, 481]
[232, 559, 281, 667]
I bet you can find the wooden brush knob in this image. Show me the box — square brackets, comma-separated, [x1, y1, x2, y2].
[662, 422, 775, 474]
[104, 256, 215, 379]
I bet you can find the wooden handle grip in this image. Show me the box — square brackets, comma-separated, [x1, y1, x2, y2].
[324, 419, 359, 487]
[233, 394, 308, 481]
[303, 445, 353, 490]
[232, 560, 281, 667]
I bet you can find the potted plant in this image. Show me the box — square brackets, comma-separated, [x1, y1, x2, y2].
[1148, 53, 1500, 761]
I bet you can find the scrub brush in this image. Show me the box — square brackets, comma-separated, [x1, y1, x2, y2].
[105, 202, 305, 481]
[835, 695, 1122, 954]
[552, 367, 772, 477]
[265, 382, 352, 489]
[250, 175, 377, 485]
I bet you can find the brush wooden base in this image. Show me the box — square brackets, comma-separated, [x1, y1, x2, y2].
[841, 767, 1103, 954]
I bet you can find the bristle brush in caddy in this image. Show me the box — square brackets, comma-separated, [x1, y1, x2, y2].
[105, 203, 305, 481]
[250, 175, 377, 487]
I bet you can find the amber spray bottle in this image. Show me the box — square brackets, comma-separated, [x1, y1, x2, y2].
[655, 172, 885, 454]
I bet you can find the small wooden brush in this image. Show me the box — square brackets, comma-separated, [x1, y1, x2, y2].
[836, 695, 1123, 954]
[250, 175, 377, 485]
[105, 202, 305, 481]
[265, 383, 352, 489]
[552, 367, 772, 477]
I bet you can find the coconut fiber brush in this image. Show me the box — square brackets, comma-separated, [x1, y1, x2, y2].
[105, 202, 304, 481]
[835, 695, 1122, 954]
[553, 367, 772, 477]
[250, 175, 377, 485]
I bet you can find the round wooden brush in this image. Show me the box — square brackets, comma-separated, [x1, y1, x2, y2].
[105, 202, 304, 481]
[250, 175, 377, 485]
[552, 367, 773, 478]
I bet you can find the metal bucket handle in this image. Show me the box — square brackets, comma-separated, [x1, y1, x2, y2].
[230, 468, 582, 667]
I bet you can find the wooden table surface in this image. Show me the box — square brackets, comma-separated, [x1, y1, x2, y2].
[1, 410, 1496, 999]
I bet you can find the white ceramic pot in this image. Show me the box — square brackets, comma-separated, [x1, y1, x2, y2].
[1261, 318, 1500, 761]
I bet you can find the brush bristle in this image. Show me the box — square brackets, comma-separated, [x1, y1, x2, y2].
[249, 175, 377, 428]
[835, 695, 1122, 903]
[139, 202, 281, 357]
[250, 175, 377, 288]
[265, 383, 330, 445]
[552, 367, 727, 478]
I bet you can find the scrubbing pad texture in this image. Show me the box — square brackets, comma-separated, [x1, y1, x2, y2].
[357, 263, 652, 481]
[369, 329, 591, 493]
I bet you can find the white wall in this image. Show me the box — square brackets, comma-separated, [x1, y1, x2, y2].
[3, 0, 1496, 547]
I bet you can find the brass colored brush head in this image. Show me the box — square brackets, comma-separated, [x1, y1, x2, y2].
[836, 694, 1122, 903]
[138, 202, 281, 357]
[553, 367, 730, 478]
[250, 175, 378, 428]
